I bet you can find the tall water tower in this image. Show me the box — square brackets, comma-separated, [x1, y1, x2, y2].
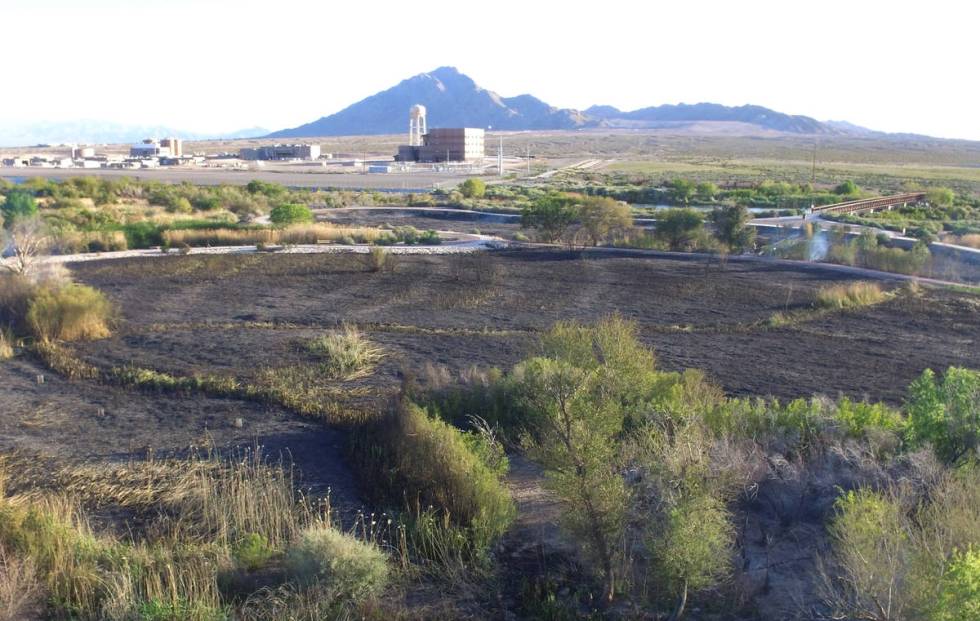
[409, 104, 427, 147]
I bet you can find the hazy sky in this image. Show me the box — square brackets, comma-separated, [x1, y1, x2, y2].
[3, 0, 977, 139]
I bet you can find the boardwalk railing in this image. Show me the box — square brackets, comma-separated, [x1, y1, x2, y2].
[813, 192, 927, 215]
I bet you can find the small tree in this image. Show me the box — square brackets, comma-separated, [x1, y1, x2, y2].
[906, 367, 980, 464]
[835, 180, 859, 196]
[521, 193, 577, 243]
[459, 178, 486, 199]
[269, 203, 314, 226]
[695, 182, 719, 202]
[577, 196, 633, 246]
[651, 493, 734, 620]
[925, 187, 955, 207]
[656, 208, 704, 251]
[668, 179, 696, 205]
[930, 547, 980, 621]
[516, 317, 656, 601]
[1, 217, 51, 275]
[1, 190, 38, 225]
[709, 205, 756, 252]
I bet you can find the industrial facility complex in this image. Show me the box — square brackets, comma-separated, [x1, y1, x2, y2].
[1, 105, 492, 177]
[395, 105, 485, 163]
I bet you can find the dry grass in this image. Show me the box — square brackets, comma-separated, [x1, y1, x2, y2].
[27, 283, 115, 342]
[815, 282, 888, 310]
[0, 330, 13, 361]
[162, 223, 384, 248]
[307, 324, 384, 380]
[950, 233, 980, 249]
[0, 545, 41, 621]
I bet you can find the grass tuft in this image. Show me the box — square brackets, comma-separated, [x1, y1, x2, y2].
[307, 324, 384, 380]
[815, 281, 888, 310]
[27, 284, 115, 342]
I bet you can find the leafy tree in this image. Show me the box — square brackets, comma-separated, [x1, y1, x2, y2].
[906, 367, 980, 464]
[246, 179, 287, 197]
[668, 179, 696, 205]
[651, 493, 733, 620]
[828, 489, 911, 621]
[521, 193, 577, 243]
[656, 208, 704, 251]
[930, 546, 980, 621]
[695, 182, 719, 202]
[577, 196, 633, 246]
[459, 178, 486, 199]
[709, 205, 756, 252]
[1, 191, 38, 227]
[269, 203, 314, 226]
[516, 317, 656, 601]
[925, 187, 955, 207]
[835, 180, 859, 196]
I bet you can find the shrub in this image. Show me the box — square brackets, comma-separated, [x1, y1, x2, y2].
[307, 324, 383, 380]
[834, 397, 904, 438]
[906, 367, 980, 464]
[27, 283, 114, 341]
[656, 208, 705, 251]
[362, 247, 389, 272]
[930, 546, 980, 621]
[353, 403, 515, 554]
[269, 203, 313, 226]
[232, 533, 274, 571]
[284, 525, 388, 604]
[459, 178, 486, 199]
[815, 282, 887, 309]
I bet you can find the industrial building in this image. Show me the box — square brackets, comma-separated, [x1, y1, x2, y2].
[395, 105, 485, 163]
[130, 137, 182, 158]
[239, 144, 321, 161]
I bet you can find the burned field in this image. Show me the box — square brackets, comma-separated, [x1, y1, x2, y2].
[1, 248, 978, 619]
[4, 251, 977, 467]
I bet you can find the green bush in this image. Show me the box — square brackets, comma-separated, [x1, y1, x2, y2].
[269, 203, 313, 226]
[284, 525, 388, 603]
[459, 178, 486, 199]
[931, 546, 980, 621]
[232, 533, 274, 571]
[906, 367, 980, 464]
[27, 284, 115, 342]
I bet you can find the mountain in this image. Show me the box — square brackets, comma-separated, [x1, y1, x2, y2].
[0, 121, 268, 148]
[267, 67, 590, 138]
[587, 103, 832, 134]
[267, 67, 843, 139]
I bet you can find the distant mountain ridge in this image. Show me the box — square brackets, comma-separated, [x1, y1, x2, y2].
[267, 66, 841, 139]
[0, 121, 268, 148]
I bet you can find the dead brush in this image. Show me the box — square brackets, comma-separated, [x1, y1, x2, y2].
[0, 544, 41, 621]
[0, 329, 13, 361]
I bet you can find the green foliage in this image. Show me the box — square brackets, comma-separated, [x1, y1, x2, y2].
[268, 203, 313, 226]
[696, 181, 719, 201]
[650, 493, 733, 601]
[515, 317, 656, 599]
[245, 180, 286, 197]
[926, 186, 955, 207]
[906, 367, 980, 464]
[709, 205, 756, 252]
[668, 179, 697, 204]
[459, 178, 486, 199]
[284, 525, 389, 603]
[231, 533, 274, 571]
[27, 284, 115, 342]
[351, 403, 515, 556]
[576, 195, 633, 246]
[1, 190, 38, 227]
[834, 397, 904, 438]
[931, 546, 980, 621]
[656, 208, 704, 251]
[521, 193, 577, 243]
[835, 180, 859, 196]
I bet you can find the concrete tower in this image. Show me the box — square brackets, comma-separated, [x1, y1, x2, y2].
[409, 104, 427, 147]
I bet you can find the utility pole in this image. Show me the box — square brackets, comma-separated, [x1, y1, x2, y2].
[498, 135, 503, 177]
[811, 139, 818, 186]
[526, 143, 530, 175]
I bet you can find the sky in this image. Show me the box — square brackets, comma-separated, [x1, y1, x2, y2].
[2, 0, 978, 140]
